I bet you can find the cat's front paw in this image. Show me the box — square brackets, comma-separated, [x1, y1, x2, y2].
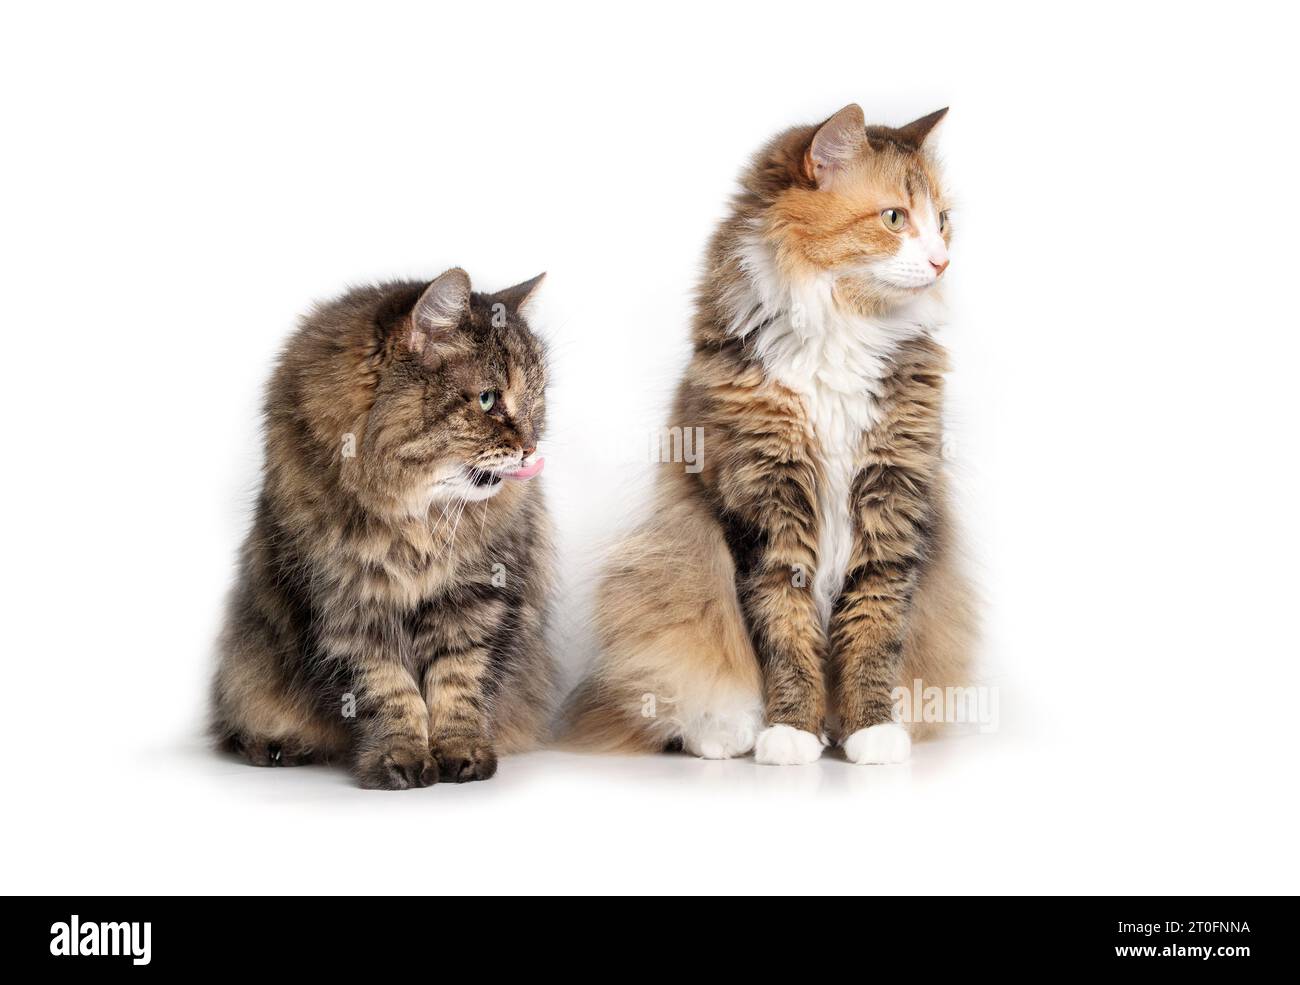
[842, 723, 911, 764]
[430, 738, 498, 783]
[754, 724, 824, 765]
[355, 738, 439, 790]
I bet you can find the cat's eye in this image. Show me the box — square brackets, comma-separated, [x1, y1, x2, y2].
[478, 390, 497, 412]
[939, 210, 950, 232]
[881, 208, 907, 232]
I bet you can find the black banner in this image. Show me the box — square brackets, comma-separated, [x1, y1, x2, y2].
[5, 897, 1281, 975]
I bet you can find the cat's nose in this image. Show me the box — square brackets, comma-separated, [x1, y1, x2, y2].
[926, 237, 950, 277]
[521, 444, 537, 458]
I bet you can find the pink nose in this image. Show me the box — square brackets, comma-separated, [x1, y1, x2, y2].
[930, 259, 949, 276]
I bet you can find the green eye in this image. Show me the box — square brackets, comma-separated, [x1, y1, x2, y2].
[478, 390, 496, 412]
[881, 208, 907, 232]
[939, 210, 950, 232]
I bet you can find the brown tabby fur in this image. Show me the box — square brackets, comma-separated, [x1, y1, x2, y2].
[212, 269, 556, 788]
[565, 106, 976, 754]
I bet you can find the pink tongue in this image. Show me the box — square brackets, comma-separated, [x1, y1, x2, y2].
[501, 457, 545, 481]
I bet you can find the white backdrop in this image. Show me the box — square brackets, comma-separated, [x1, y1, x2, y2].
[2, 1, 1297, 894]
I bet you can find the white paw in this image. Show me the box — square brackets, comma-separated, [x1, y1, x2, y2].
[842, 723, 911, 764]
[681, 713, 758, 760]
[754, 724, 823, 765]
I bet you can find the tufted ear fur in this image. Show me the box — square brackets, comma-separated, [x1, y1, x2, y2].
[489, 272, 546, 316]
[408, 267, 471, 355]
[804, 103, 866, 189]
[892, 107, 948, 149]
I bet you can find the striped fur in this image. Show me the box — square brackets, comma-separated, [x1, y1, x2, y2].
[212, 269, 556, 788]
[563, 106, 976, 762]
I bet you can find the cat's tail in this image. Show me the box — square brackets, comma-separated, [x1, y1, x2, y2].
[556, 678, 666, 753]
[556, 480, 764, 755]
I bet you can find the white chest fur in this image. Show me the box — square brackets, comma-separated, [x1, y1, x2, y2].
[737, 265, 939, 630]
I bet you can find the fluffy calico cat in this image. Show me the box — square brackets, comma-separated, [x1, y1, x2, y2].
[212, 268, 555, 788]
[565, 105, 976, 764]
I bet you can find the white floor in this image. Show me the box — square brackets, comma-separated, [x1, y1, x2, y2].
[10, 712, 1292, 895]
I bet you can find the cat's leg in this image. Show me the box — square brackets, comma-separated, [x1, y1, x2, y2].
[829, 434, 946, 764]
[670, 382, 829, 765]
[212, 596, 348, 768]
[347, 662, 438, 789]
[322, 612, 437, 790]
[409, 569, 512, 780]
[421, 649, 498, 782]
[829, 557, 920, 766]
[732, 501, 828, 766]
[747, 568, 829, 765]
[832, 535, 925, 769]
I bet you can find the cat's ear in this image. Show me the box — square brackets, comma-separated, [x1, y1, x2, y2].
[895, 107, 948, 150]
[409, 267, 471, 353]
[805, 103, 866, 188]
[489, 272, 546, 316]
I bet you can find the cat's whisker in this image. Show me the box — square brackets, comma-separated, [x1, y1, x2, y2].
[446, 496, 469, 548]
[428, 491, 460, 540]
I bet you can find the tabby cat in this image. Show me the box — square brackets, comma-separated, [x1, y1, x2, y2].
[565, 105, 976, 764]
[212, 267, 555, 788]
